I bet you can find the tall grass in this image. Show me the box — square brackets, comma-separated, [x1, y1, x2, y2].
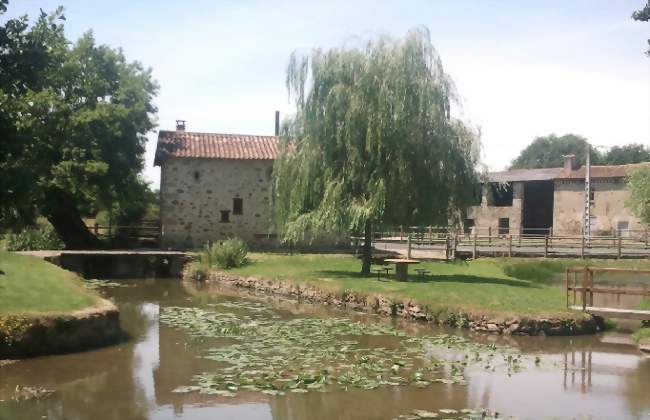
[187, 239, 248, 281]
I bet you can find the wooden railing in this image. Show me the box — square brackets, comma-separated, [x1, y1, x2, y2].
[370, 226, 650, 259]
[85, 219, 161, 243]
[564, 267, 650, 310]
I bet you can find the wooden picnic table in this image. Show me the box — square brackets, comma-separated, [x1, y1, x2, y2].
[384, 258, 420, 281]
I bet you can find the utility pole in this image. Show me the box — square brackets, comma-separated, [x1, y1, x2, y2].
[583, 144, 591, 245]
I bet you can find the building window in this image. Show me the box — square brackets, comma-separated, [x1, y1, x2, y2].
[589, 188, 595, 202]
[193, 170, 200, 182]
[489, 183, 513, 207]
[464, 218, 474, 234]
[233, 198, 243, 215]
[498, 218, 510, 235]
[220, 210, 230, 223]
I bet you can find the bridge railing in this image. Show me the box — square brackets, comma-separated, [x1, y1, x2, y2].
[85, 219, 161, 244]
[564, 267, 650, 310]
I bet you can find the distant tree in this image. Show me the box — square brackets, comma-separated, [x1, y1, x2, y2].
[0, 7, 157, 248]
[604, 143, 650, 165]
[633, 0, 650, 56]
[273, 28, 481, 273]
[510, 134, 602, 169]
[627, 167, 650, 226]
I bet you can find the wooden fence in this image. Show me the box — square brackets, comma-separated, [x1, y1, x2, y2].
[371, 226, 650, 259]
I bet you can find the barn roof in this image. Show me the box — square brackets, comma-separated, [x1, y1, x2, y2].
[487, 162, 650, 183]
[154, 130, 279, 165]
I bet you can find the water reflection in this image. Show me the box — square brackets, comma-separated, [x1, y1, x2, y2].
[0, 279, 648, 420]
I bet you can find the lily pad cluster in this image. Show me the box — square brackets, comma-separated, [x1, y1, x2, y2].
[160, 301, 529, 397]
[394, 408, 511, 420]
[84, 279, 125, 289]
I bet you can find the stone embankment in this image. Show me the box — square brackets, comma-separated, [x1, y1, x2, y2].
[0, 299, 121, 359]
[196, 271, 602, 336]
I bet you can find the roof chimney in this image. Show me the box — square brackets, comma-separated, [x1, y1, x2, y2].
[274, 111, 280, 136]
[176, 119, 186, 132]
[563, 154, 577, 172]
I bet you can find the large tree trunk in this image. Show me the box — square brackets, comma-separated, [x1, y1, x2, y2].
[44, 189, 100, 249]
[361, 220, 372, 275]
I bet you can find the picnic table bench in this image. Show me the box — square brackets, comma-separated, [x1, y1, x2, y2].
[384, 258, 420, 281]
[371, 266, 392, 281]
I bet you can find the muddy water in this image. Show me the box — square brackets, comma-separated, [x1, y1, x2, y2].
[0, 279, 649, 420]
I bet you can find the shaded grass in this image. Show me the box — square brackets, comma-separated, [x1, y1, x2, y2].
[225, 254, 650, 319]
[0, 252, 98, 315]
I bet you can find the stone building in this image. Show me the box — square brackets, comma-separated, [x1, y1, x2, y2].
[466, 155, 649, 237]
[154, 120, 280, 249]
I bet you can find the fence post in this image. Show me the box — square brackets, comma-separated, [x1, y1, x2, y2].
[518, 226, 522, 246]
[428, 225, 433, 244]
[564, 268, 569, 307]
[508, 234, 512, 257]
[544, 235, 549, 258]
[445, 236, 450, 260]
[589, 269, 594, 307]
[473, 233, 478, 259]
[488, 226, 492, 244]
[93, 222, 99, 236]
[617, 236, 622, 259]
[581, 236, 585, 260]
[645, 229, 648, 249]
[582, 267, 588, 311]
[407, 234, 412, 259]
[400, 226, 403, 241]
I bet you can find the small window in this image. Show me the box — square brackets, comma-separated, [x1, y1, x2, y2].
[498, 218, 510, 235]
[220, 210, 230, 223]
[233, 198, 243, 215]
[193, 170, 200, 181]
[464, 218, 474, 234]
[489, 183, 513, 207]
[589, 188, 595, 202]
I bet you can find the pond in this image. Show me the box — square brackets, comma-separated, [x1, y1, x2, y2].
[0, 278, 649, 420]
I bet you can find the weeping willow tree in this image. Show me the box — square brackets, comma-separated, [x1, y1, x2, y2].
[273, 27, 481, 274]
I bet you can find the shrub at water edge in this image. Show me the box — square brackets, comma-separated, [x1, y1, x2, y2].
[6, 224, 64, 251]
[187, 239, 249, 280]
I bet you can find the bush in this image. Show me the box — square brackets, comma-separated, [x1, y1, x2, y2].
[197, 238, 248, 270]
[210, 239, 248, 269]
[6, 225, 64, 251]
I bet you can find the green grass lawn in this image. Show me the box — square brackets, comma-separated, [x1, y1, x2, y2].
[0, 252, 98, 315]
[225, 253, 650, 319]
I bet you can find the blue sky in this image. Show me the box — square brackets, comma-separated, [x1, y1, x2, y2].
[5, 0, 650, 187]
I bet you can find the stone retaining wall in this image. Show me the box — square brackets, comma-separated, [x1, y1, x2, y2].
[197, 270, 602, 336]
[0, 299, 121, 359]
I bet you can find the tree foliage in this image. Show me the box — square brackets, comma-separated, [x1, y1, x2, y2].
[632, 0, 650, 56]
[510, 134, 601, 169]
[0, 6, 157, 248]
[272, 28, 480, 272]
[511, 135, 650, 169]
[627, 167, 650, 226]
[604, 143, 650, 165]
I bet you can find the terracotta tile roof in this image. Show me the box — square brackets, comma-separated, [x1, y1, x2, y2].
[487, 162, 650, 183]
[154, 130, 279, 165]
[557, 162, 650, 179]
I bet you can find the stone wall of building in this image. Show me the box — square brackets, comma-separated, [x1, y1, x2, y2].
[466, 182, 524, 235]
[160, 157, 274, 249]
[553, 179, 644, 235]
